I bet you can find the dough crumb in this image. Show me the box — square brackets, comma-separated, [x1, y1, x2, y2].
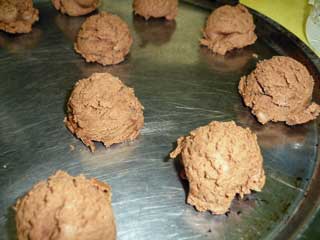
[0, 0, 39, 34]
[74, 12, 133, 65]
[69, 144, 75, 151]
[15, 170, 116, 240]
[200, 4, 256, 55]
[52, 0, 100, 16]
[170, 121, 265, 214]
[65, 72, 144, 152]
[133, 0, 178, 20]
[239, 56, 320, 125]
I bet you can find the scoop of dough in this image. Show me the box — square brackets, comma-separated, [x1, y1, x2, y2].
[200, 4, 256, 55]
[65, 72, 144, 152]
[0, 0, 39, 34]
[74, 12, 133, 65]
[239, 56, 320, 125]
[15, 171, 116, 240]
[170, 121, 265, 214]
[133, 0, 178, 20]
[51, 0, 100, 17]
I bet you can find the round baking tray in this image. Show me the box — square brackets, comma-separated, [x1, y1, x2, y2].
[0, 0, 319, 239]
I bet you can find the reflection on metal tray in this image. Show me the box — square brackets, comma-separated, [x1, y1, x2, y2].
[0, 0, 319, 239]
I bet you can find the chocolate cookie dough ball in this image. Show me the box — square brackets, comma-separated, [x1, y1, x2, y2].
[200, 4, 256, 55]
[170, 121, 265, 214]
[75, 12, 133, 65]
[239, 56, 320, 125]
[133, 0, 178, 20]
[52, 0, 100, 17]
[0, 0, 39, 34]
[15, 171, 116, 240]
[65, 72, 144, 152]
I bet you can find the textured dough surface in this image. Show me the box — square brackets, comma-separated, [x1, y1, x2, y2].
[65, 72, 144, 151]
[239, 56, 320, 125]
[15, 171, 116, 240]
[74, 12, 133, 65]
[200, 4, 256, 55]
[52, 0, 99, 16]
[170, 121, 265, 214]
[133, 0, 178, 20]
[0, 0, 39, 34]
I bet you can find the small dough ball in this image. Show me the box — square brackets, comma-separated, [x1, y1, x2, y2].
[200, 4, 256, 55]
[170, 121, 265, 214]
[74, 12, 133, 65]
[51, 0, 100, 17]
[0, 0, 39, 34]
[133, 0, 178, 20]
[15, 171, 116, 240]
[239, 56, 320, 125]
[65, 72, 144, 152]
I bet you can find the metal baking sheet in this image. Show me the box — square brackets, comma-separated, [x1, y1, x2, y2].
[1, 0, 320, 239]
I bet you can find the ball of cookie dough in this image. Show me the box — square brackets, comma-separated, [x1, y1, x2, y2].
[65, 72, 144, 152]
[0, 0, 39, 34]
[74, 12, 133, 65]
[133, 0, 178, 20]
[51, 0, 100, 17]
[15, 171, 116, 240]
[239, 56, 320, 125]
[200, 4, 257, 55]
[170, 121, 265, 214]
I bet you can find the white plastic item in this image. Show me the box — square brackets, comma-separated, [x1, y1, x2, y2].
[306, 0, 320, 55]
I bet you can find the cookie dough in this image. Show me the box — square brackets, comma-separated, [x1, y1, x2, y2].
[0, 0, 39, 34]
[200, 4, 257, 55]
[239, 56, 320, 125]
[15, 171, 116, 240]
[65, 72, 144, 152]
[52, 0, 100, 17]
[133, 0, 178, 20]
[74, 12, 133, 65]
[170, 121, 265, 214]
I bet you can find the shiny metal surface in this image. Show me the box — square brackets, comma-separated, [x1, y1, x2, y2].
[0, 1, 319, 239]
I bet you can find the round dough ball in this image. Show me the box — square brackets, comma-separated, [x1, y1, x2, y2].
[15, 171, 116, 240]
[170, 121, 265, 214]
[200, 4, 256, 55]
[51, 0, 100, 17]
[74, 12, 133, 65]
[133, 0, 178, 20]
[0, 0, 39, 34]
[65, 72, 144, 152]
[239, 56, 320, 125]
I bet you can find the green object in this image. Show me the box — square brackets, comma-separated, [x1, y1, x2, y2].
[240, 0, 311, 46]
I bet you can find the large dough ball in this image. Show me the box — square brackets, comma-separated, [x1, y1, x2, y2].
[52, 0, 100, 16]
[200, 4, 256, 55]
[0, 0, 39, 34]
[74, 12, 133, 65]
[239, 56, 320, 125]
[170, 121, 265, 214]
[15, 171, 116, 240]
[65, 72, 144, 152]
[133, 0, 178, 20]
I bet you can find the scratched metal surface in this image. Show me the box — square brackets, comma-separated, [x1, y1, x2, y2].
[0, 0, 320, 239]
